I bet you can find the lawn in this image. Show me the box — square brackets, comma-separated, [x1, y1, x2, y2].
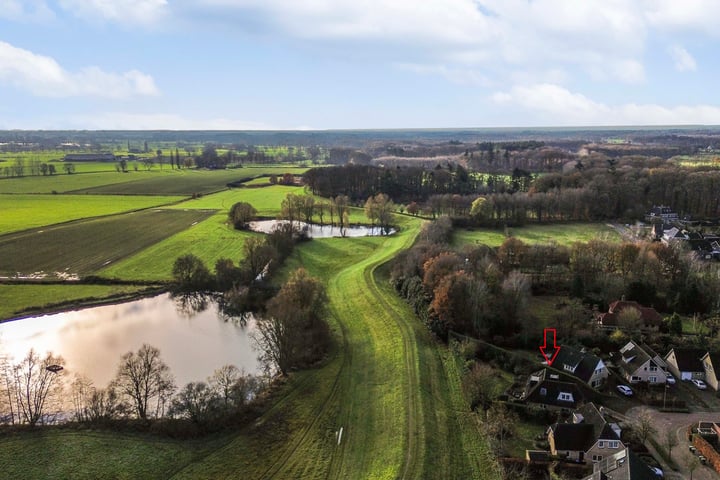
[0, 284, 151, 321]
[0, 430, 229, 480]
[0, 171, 149, 194]
[168, 185, 305, 216]
[0, 209, 214, 278]
[453, 223, 620, 248]
[0, 194, 184, 235]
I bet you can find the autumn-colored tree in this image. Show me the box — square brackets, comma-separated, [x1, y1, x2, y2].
[364, 193, 395, 234]
[497, 237, 527, 272]
[422, 252, 463, 295]
[429, 271, 487, 335]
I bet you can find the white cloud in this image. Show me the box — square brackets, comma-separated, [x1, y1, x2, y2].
[0, 0, 54, 22]
[66, 112, 274, 130]
[0, 41, 159, 98]
[492, 83, 720, 125]
[187, 0, 649, 84]
[644, 0, 720, 36]
[395, 63, 492, 87]
[58, 0, 167, 25]
[667, 45, 697, 72]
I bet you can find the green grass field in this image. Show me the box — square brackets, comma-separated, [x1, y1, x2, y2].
[0, 430, 230, 479]
[0, 166, 309, 195]
[0, 194, 184, 235]
[99, 211, 259, 281]
[0, 284, 151, 321]
[0, 209, 214, 278]
[168, 185, 305, 216]
[453, 222, 620, 248]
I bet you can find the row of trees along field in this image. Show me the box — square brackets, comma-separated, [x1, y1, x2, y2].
[304, 155, 720, 222]
[0, 345, 263, 434]
[391, 218, 720, 349]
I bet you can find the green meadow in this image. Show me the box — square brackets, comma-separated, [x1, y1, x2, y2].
[0, 194, 183, 235]
[453, 222, 620, 247]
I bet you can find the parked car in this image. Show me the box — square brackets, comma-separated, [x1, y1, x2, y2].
[699, 455, 707, 465]
[616, 385, 633, 396]
[689, 445, 697, 453]
[692, 379, 708, 390]
[650, 466, 663, 477]
[666, 375, 676, 385]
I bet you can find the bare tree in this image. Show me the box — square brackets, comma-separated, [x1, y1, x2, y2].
[635, 407, 657, 444]
[10, 349, 64, 426]
[209, 364, 241, 408]
[112, 344, 175, 420]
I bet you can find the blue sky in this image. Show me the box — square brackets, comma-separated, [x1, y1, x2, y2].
[2, 0, 720, 129]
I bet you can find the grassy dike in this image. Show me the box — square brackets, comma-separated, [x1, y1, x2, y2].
[172, 215, 500, 479]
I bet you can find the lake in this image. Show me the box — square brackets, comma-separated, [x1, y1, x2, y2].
[248, 219, 395, 238]
[0, 293, 261, 388]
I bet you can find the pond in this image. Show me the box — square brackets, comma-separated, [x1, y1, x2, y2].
[0, 293, 261, 388]
[248, 219, 395, 238]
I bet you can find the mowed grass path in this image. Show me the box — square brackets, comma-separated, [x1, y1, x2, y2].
[0, 209, 213, 278]
[0, 194, 184, 235]
[453, 222, 620, 247]
[172, 216, 499, 479]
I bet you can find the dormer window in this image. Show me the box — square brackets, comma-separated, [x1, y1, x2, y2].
[564, 364, 575, 373]
[558, 392, 573, 402]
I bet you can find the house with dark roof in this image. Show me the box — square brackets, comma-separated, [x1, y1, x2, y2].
[596, 300, 663, 331]
[701, 352, 720, 390]
[548, 402, 625, 464]
[552, 345, 608, 389]
[617, 340, 667, 385]
[645, 205, 678, 224]
[582, 448, 659, 480]
[664, 347, 706, 381]
[522, 369, 584, 411]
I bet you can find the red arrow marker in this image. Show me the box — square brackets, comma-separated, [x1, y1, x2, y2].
[539, 328, 561, 366]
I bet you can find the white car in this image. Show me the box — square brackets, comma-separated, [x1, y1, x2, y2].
[651, 466, 663, 477]
[616, 385, 633, 396]
[666, 375, 676, 385]
[692, 379, 708, 390]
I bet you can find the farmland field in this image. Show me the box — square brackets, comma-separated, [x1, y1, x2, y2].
[0, 165, 309, 195]
[168, 184, 305, 216]
[0, 209, 214, 278]
[453, 222, 620, 247]
[0, 194, 184, 235]
[99, 211, 259, 281]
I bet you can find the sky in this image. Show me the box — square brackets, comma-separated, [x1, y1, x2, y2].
[2, 0, 720, 130]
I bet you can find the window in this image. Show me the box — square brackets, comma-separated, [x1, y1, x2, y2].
[558, 392, 573, 402]
[598, 441, 605, 449]
[631, 376, 642, 382]
[592, 455, 603, 462]
[609, 441, 619, 449]
[650, 366, 658, 372]
[564, 364, 575, 373]
[649, 376, 658, 383]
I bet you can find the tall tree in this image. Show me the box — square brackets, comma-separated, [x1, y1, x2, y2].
[9, 349, 64, 426]
[112, 344, 175, 420]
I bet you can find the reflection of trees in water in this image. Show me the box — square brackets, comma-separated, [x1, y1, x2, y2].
[172, 292, 210, 317]
[171, 291, 250, 327]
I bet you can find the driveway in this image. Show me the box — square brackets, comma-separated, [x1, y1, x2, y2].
[626, 406, 720, 480]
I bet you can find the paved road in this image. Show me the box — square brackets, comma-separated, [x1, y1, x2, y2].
[626, 407, 720, 480]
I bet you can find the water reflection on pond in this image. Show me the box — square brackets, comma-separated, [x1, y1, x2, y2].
[248, 220, 395, 238]
[0, 293, 260, 387]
